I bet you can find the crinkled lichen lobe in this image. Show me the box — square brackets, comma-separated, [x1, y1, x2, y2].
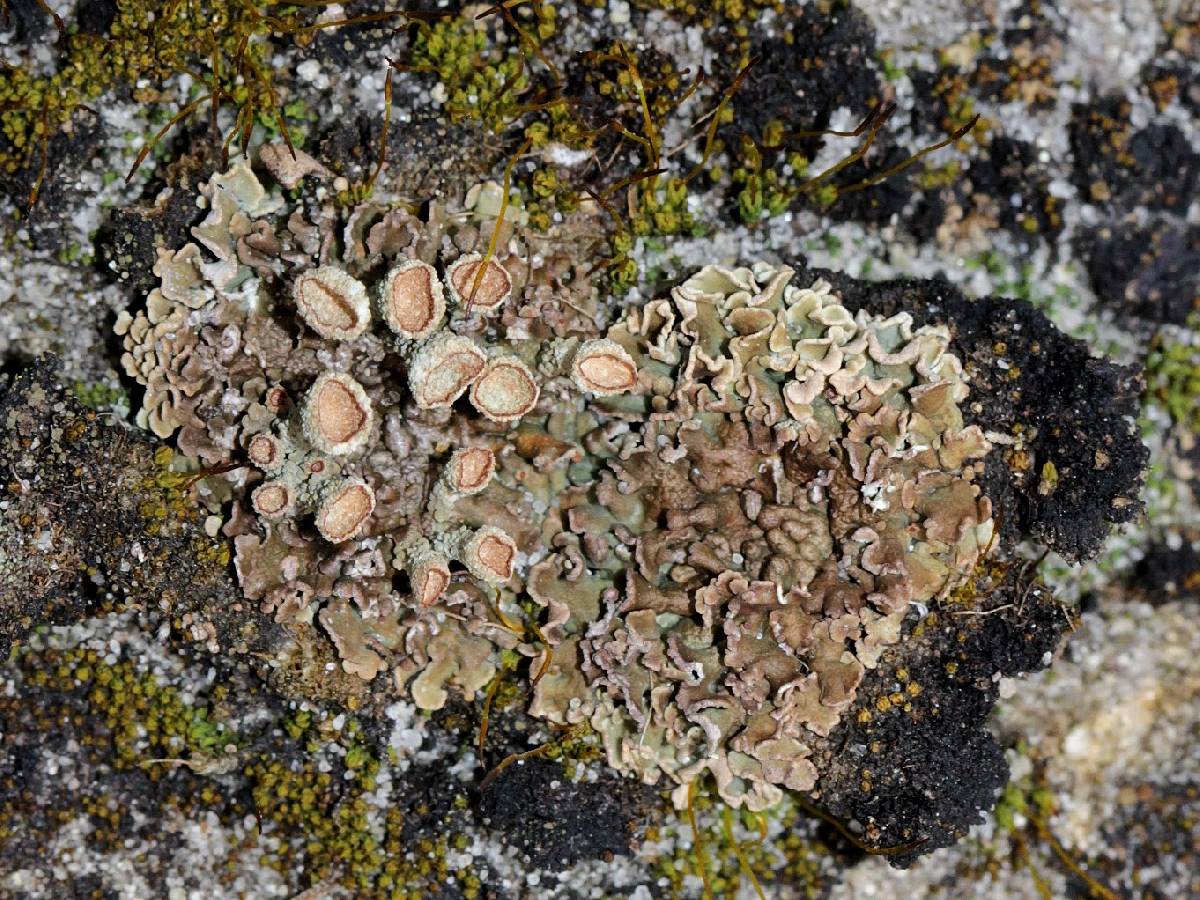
[532, 262, 995, 810]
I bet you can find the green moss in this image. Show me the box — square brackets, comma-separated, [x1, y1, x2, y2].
[630, 174, 694, 237]
[0, 0, 324, 186]
[987, 753, 1117, 895]
[7, 642, 472, 897]
[1145, 323, 1200, 434]
[727, 123, 805, 223]
[407, 8, 553, 133]
[648, 784, 831, 899]
[16, 648, 236, 768]
[396, 8, 943, 298]
[1038, 460, 1059, 494]
[535, 723, 604, 781]
[916, 160, 962, 190]
[284, 708, 314, 741]
[70, 380, 128, 411]
[876, 49, 906, 83]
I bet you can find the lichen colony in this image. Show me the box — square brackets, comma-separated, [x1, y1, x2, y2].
[112, 159, 1001, 808]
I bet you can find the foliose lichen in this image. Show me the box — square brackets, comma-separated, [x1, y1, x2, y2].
[114, 158, 624, 707]
[531, 262, 994, 809]
[115, 157, 997, 811]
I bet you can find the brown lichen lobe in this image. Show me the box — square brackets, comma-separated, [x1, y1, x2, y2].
[114, 163, 592, 707]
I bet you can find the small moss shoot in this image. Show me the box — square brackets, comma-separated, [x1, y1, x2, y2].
[1144, 319, 1200, 435]
[70, 380, 129, 412]
[992, 756, 1118, 900]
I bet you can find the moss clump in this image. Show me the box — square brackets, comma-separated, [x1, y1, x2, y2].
[5, 642, 474, 897]
[1145, 323, 1200, 434]
[240, 709, 459, 897]
[69, 381, 128, 411]
[728, 125, 809, 222]
[0, 0, 321, 187]
[398, 6, 969, 296]
[16, 647, 236, 769]
[402, 18, 713, 291]
[536, 723, 604, 781]
[407, 7, 553, 133]
[628, 174, 696, 236]
[650, 783, 832, 899]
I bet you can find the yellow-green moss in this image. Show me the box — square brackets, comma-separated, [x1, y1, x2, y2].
[407, 7, 556, 133]
[69, 381, 128, 411]
[17, 648, 236, 768]
[1, 0, 314, 182]
[6, 644, 474, 898]
[1145, 322, 1200, 434]
[649, 783, 831, 898]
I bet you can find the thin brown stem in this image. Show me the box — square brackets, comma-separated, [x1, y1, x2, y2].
[686, 780, 714, 900]
[466, 136, 531, 312]
[126, 94, 213, 182]
[27, 96, 51, 210]
[682, 57, 757, 184]
[839, 114, 981, 195]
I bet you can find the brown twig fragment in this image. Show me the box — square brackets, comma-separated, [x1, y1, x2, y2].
[365, 63, 394, 196]
[792, 795, 929, 856]
[34, 0, 65, 40]
[686, 780, 715, 900]
[478, 723, 586, 792]
[477, 665, 505, 758]
[789, 102, 895, 197]
[683, 57, 757, 184]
